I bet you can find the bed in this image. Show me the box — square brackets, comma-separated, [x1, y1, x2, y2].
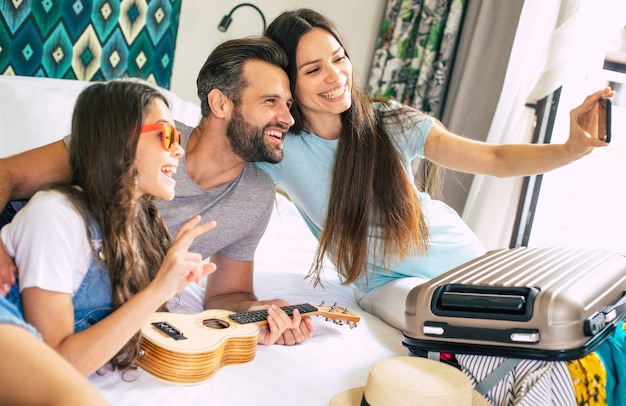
[1, 74, 407, 405]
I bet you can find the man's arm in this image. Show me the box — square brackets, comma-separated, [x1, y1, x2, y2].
[202, 252, 257, 312]
[203, 252, 314, 345]
[0, 140, 71, 208]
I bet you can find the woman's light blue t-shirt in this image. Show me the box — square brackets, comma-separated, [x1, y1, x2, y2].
[256, 101, 485, 291]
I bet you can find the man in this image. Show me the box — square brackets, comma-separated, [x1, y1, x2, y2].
[0, 37, 314, 346]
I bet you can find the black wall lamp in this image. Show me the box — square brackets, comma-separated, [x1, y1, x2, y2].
[218, 3, 267, 33]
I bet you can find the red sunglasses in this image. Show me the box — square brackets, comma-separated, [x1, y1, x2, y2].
[140, 123, 182, 151]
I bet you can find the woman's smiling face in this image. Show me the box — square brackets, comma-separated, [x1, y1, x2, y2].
[294, 28, 353, 120]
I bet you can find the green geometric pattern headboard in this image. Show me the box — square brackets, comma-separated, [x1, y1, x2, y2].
[0, 0, 182, 89]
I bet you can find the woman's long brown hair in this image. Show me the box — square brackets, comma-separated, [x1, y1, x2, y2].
[267, 9, 440, 287]
[56, 80, 172, 373]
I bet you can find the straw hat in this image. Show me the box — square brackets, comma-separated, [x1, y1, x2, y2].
[329, 356, 489, 406]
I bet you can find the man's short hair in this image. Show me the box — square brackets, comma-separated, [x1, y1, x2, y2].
[196, 37, 288, 117]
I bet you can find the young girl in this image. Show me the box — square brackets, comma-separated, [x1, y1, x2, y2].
[260, 8, 614, 331]
[1, 79, 216, 376]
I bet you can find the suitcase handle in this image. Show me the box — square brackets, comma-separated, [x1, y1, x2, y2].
[432, 284, 537, 321]
[440, 292, 526, 312]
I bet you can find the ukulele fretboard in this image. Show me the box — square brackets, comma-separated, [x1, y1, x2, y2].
[229, 303, 318, 324]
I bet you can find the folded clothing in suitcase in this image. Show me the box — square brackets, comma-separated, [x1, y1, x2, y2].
[403, 247, 626, 361]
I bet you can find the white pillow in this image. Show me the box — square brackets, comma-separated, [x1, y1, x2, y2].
[0, 75, 201, 158]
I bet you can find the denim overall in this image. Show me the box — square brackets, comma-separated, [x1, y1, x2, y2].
[6, 203, 113, 333]
[0, 200, 25, 228]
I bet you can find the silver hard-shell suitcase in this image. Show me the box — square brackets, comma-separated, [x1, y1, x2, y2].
[403, 246, 626, 360]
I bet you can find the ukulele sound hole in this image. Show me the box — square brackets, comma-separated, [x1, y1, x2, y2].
[202, 318, 230, 329]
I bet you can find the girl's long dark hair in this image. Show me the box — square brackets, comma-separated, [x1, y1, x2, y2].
[57, 79, 172, 373]
[266, 9, 440, 286]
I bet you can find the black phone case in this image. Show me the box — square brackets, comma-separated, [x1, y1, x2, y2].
[600, 97, 612, 142]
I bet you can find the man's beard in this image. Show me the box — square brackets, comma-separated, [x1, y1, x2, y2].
[226, 107, 284, 163]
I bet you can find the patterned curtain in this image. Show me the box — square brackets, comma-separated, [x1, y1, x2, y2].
[0, 0, 182, 89]
[367, 0, 468, 118]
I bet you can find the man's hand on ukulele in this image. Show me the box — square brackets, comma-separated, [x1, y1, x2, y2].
[257, 301, 315, 346]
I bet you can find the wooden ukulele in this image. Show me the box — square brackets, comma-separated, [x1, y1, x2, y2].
[137, 301, 360, 384]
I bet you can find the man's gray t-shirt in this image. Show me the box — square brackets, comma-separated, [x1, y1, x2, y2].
[63, 122, 275, 261]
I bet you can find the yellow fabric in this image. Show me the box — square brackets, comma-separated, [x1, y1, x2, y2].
[567, 352, 607, 406]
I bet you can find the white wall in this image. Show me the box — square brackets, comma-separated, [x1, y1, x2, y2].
[170, 0, 386, 105]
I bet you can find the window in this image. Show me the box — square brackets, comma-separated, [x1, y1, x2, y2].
[527, 26, 626, 254]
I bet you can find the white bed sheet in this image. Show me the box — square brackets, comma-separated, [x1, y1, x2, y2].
[89, 193, 407, 405]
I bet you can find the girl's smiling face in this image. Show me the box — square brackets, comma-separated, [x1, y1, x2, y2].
[294, 28, 353, 121]
[134, 98, 183, 201]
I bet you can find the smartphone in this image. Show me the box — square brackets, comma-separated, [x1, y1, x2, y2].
[598, 97, 612, 142]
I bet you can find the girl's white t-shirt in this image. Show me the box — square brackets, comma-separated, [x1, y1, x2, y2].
[1, 190, 91, 294]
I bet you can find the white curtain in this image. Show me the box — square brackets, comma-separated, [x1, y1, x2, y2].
[461, 0, 626, 250]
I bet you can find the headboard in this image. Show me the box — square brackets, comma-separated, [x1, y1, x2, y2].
[0, 0, 182, 89]
[0, 75, 201, 158]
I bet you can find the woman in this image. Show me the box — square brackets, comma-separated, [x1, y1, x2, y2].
[0, 79, 216, 376]
[260, 8, 614, 330]
[0, 294, 109, 405]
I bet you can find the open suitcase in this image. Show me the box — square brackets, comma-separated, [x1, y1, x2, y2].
[403, 246, 626, 361]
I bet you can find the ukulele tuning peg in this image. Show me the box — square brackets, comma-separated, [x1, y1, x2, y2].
[349, 322, 358, 329]
[329, 302, 338, 312]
